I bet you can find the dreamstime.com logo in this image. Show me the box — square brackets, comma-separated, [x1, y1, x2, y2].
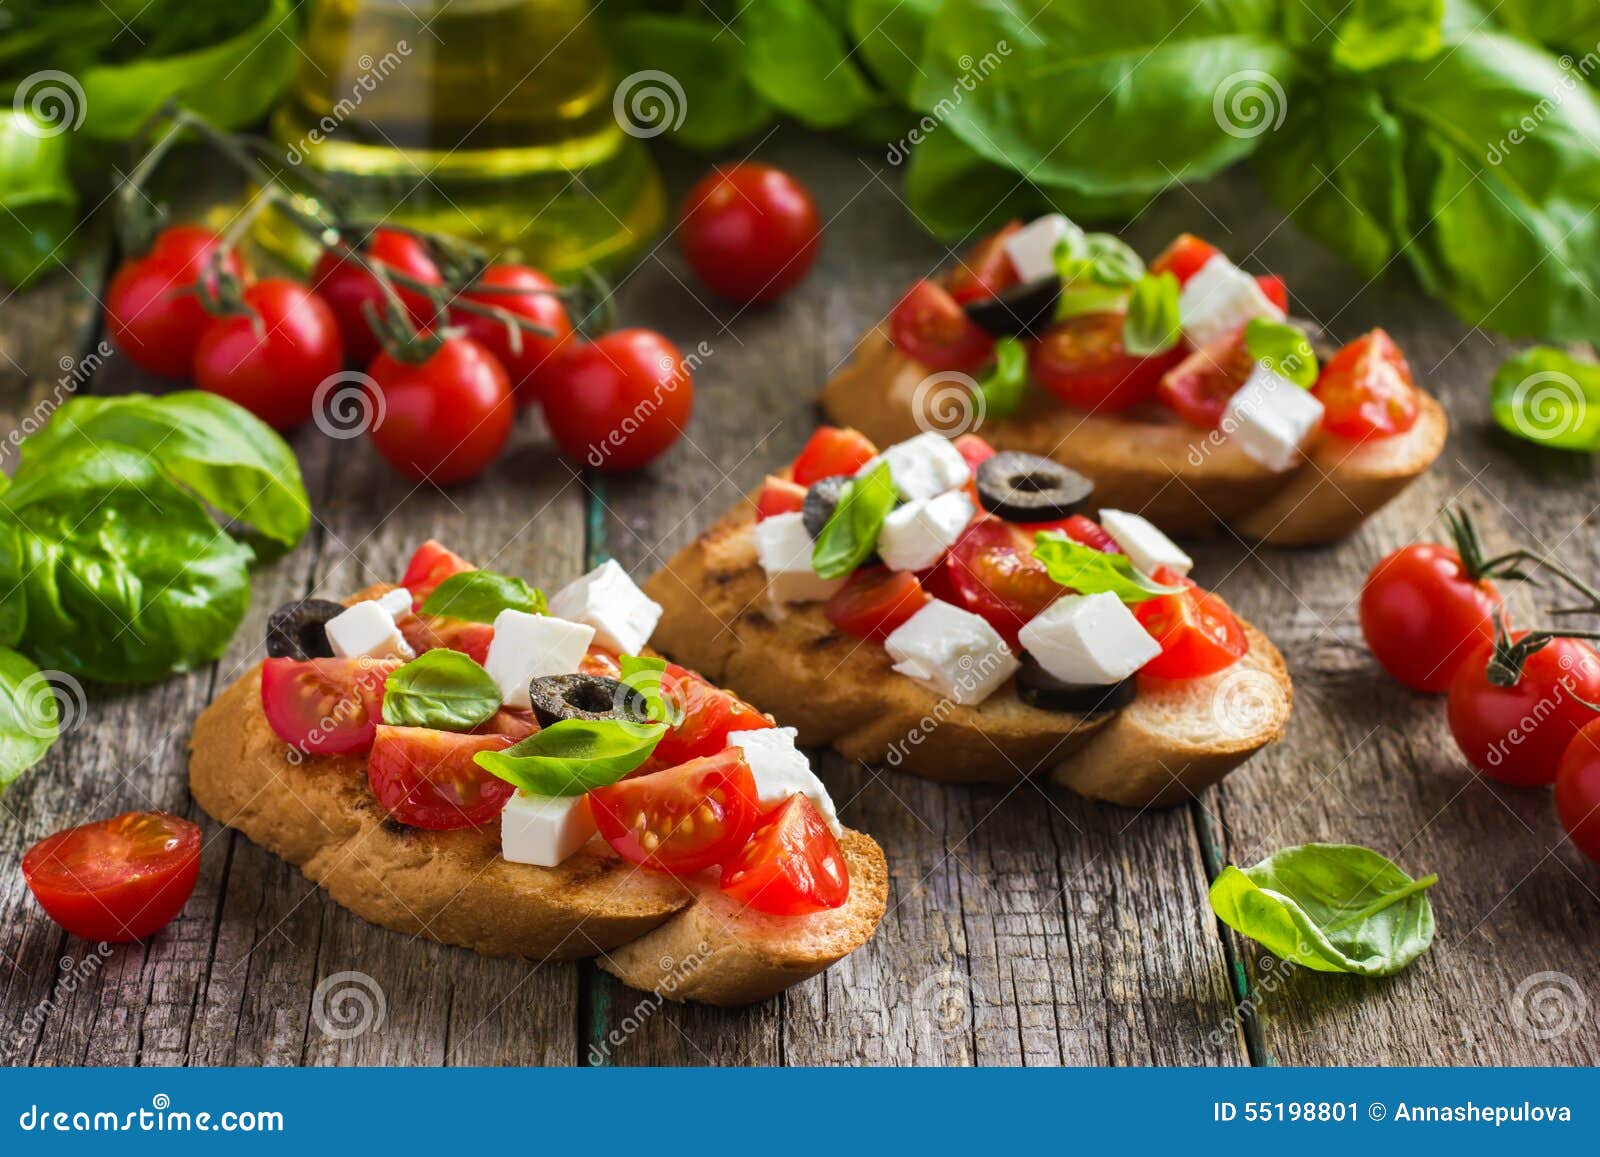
[1210, 666, 1281, 741]
[613, 70, 687, 139]
[1, 341, 111, 464]
[1487, 44, 1600, 164]
[11, 70, 86, 138]
[313, 370, 386, 440]
[284, 42, 411, 165]
[1500, 369, 1588, 445]
[311, 971, 387, 1040]
[912, 370, 986, 438]
[17, 1094, 284, 1134]
[8, 943, 114, 1055]
[587, 942, 712, 1063]
[1212, 69, 1287, 139]
[586, 340, 710, 468]
[885, 41, 1011, 165]
[885, 645, 1015, 767]
[1510, 971, 1590, 1041]
[14, 669, 88, 742]
[910, 968, 971, 1040]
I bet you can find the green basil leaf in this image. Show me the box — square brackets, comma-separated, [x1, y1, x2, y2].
[741, 0, 882, 130]
[382, 650, 501, 731]
[420, 569, 547, 623]
[1032, 531, 1184, 603]
[1243, 318, 1319, 388]
[605, 14, 774, 149]
[0, 112, 78, 288]
[1122, 272, 1182, 357]
[474, 718, 665, 797]
[974, 337, 1029, 419]
[619, 654, 682, 728]
[811, 461, 899, 580]
[1056, 231, 1145, 289]
[1209, 843, 1438, 976]
[0, 646, 59, 790]
[1489, 347, 1600, 451]
[1283, 0, 1444, 71]
[848, 0, 941, 103]
[1495, 0, 1600, 60]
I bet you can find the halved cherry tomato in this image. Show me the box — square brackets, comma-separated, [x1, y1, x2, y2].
[652, 665, 774, 767]
[1314, 328, 1419, 441]
[1134, 569, 1248, 679]
[1448, 635, 1600, 787]
[791, 426, 877, 487]
[756, 475, 807, 521]
[888, 280, 994, 372]
[946, 222, 1021, 304]
[368, 725, 515, 830]
[946, 517, 1063, 646]
[1257, 274, 1289, 312]
[1149, 234, 1221, 285]
[1556, 720, 1600, 863]
[1361, 543, 1500, 693]
[260, 657, 397, 755]
[1031, 313, 1182, 413]
[400, 541, 475, 606]
[955, 433, 998, 503]
[22, 812, 202, 942]
[589, 748, 760, 874]
[825, 567, 930, 641]
[1157, 326, 1256, 428]
[400, 614, 495, 665]
[720, 794, 849, 915]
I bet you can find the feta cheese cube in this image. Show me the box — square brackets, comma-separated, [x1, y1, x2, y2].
[1178, 255, 1285, 348]
[548, 559, 663, 654]
[726, 726, 842, 836]
[377, 587, 414, 618]
[1221, 364, 1326, 473]
[483, 610, 595, 708]
[1018, 593, 1162, 685]
[878, 490, 975, 572]
[325, 599, 414, 661]
[884, 599, 1019, 706]
[1001, 213, 1082, 282]
[500, 791, 596, 867]
[857, 432, 972, 501]
[1097, 509, 1193, 578]
[754, 512, 845, 604]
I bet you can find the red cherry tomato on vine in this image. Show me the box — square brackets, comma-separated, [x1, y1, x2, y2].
[192, 278, 344, 430]
[888, 280, 993, 372]
[542, 329, 692, 472]
[1360, 543, 1501, 693]
[22, 812, 202, 942]
[452, 263, 574, 406]
[1447, 635, 1600, 787]
[104, 225, 247, 377]
[367, 338, 514, 485]
[1031, 313, 1182, 413]
[313, 228, 443, 365]
[679, 163, 822, 304]
[1556, 720, 1600, 864]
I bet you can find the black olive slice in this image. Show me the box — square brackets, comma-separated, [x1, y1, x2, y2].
[528, 674, 650, 730]
[1015, 657, 1136, 715]
[976, 451, 1094, 523]
[801, 474, 852, 539]
[962, 275, 1062, 338]
[266, 598, 346, 660]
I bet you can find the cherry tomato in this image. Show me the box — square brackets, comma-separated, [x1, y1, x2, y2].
[400, 614, 495, 665]
[1031, 313, 1182, 412]
[367, 725, 515, 830]
[1157, 326, 1256, 428]
[400, 541, 475, 605]
[888, 279, 994, 372]
[1134, 570, 1248, 679]
[260, 657, 397, 755]
[755, 475, 807, 521]
[191, 278, 343, 430]
[368, 338, 514, 485]
[946, 517, 1062, 646]
[720, 794, 849, 915]
[313, 228, 443, 365]
[22, 812, 201, 942]
[542, 329, 692, 472]
[954, 433, 997, 503]
[679, 163, 821, 304]
[1361, 543, 1501, 693]
[1257, 274, 1289, 312]
[1314, 328, 1420, 440]
[825, 567, 931, 641]
[651, 665, 773, 768]
[1448, 636, 1600, 787]
[104, 226, 247, 377]
[946, 222, 1021, 303]
[452, 263, 574, 406]
[1556, 720, 1600, 863]
[1149, 233, 1221, 284]
[791, 426, 877, 487]
[589, 748, 761, 874]
[479, 709, 538, 742]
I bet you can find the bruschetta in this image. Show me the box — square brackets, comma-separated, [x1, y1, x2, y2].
[188, 542, 887, 1007]
[819, 222, 1447, 546]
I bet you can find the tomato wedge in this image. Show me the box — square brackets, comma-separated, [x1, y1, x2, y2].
[1134, 568, 1248, 679]
[652, 665, 774, 767]
[1025, 513, 1120, 553]
[946, 222, 1021, 303]
[946, 517, 1063, 646]
[400, 540, 475, 606]
[756, 475, 808, 521]
[1256, 274, 1289, 312]
[1031, 313, 1182, 412]
[368, 725, 516, 830]
[791, 426, 878, 487]
[1149, 234, 1221, 285]
[1313, 328, 1419, 441]
[260, 657, 398, 755]
[22, 812, 201, 942]
[888, 279, 994, 372]
[825, 567, 931, 641]
[400, 613, 495, 665]
[589, 748, 761, 874]
[1157, 326, 1256, 428]
[720, 794, 849, 915]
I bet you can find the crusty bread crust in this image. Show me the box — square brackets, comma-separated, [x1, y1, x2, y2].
[644, 500, 1292, 807]
[187, 586, 888, 1007]
[819, 329, 1447, 546]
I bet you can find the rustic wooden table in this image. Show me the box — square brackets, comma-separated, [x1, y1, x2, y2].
[2, 134, 1598, 1068]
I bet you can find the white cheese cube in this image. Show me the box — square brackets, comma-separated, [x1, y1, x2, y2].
[1097, 509, 1193, 579]
[548, 559, 663, 654]
[377, 587, 414, 618]
[1222, 364, 1326, 473]
[884, 599, 1019, 706]
[483, 610, 595, 708]
[500, 791, 597, 867]
[1018, 593, 1162, 685]
[878, 490, 975, 572]
[324, 600, 415, 661]
[1178, 255, 1285, 348]
[857, 432, 972, 501]
[1001, 213, 1082, 282]
[726, 726, 842, 836]
[753, 512, 845, 604]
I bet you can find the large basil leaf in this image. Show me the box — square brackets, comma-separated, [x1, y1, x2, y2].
[420, 569, 545, 623]
[1283, 0, 1445, 71]
[811, 462, 898, 580]
[606, 15, 774, 149]
[1489, 347, 1600, 451]
[475, 718, 665, 796]
[849, 0, 940, 103]
[1494, 1, 1600, 60]
[382, 650, 501, 731]
[742, 0, 882, 129]
[0, 646, 58, 789]
[0, 113, 77, 288]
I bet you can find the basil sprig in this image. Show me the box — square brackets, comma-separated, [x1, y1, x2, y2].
[474, 718, 665, 797]
[421, 569, 547, 622]
[382, 650, 501, 731]
[1032, 532, 1184, 603]
[1053, 228, 1146, 319]
[1244, 318, 1319, 388]
[974, 337, 1029, 419]
[1122, 271, 1182, 357]
[811, 461, 899, 580]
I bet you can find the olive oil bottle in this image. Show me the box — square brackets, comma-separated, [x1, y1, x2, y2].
[265, 0, 663, 274]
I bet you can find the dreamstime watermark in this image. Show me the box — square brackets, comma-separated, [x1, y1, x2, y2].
[1212, 69, 1287, 140]
[586, 942, 713, 1063]
[885, 42, 1011, 165]
[1479, 648, 1600, 773]
[613, 70, 687, 139]
[585, 339, 711, 467]
[910, 968, 971, 1039]
[311, 971, 387, 1040]
[1509, 970, 1590, 1041]
[1499, 369, 1587, 445]
[911, 369, 986, 437]
[884, 644, 1016, 767]
[313, 370, 386, 440]
[11, 70, 86, 138]
[284, 43, 412, 165]
[1210, 666, 1282, 741]
[282, 654, 389, 765]
[1183, 952, 1301, 1063]
[1185, 357, 1309, 467]
[2, 340, 112, 463]
[8, 943, 114, 1054]
[1487, 45, 1600, 165]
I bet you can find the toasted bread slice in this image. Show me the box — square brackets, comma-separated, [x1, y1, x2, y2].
[820, 329, 1447, 546]
[187, 587, 888, 1008]
[644, 501, 1292, 807]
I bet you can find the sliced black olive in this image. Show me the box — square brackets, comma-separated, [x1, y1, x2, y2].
[1015, 658, 1136, 715]
[528, 674, 650, 730]
[266, 598, 346, 660]
[802, 474, 852, 539]
[976, 451, 1094, 523]
[1289, 314, 1339, 364]
[962, 275, 1062, 338]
